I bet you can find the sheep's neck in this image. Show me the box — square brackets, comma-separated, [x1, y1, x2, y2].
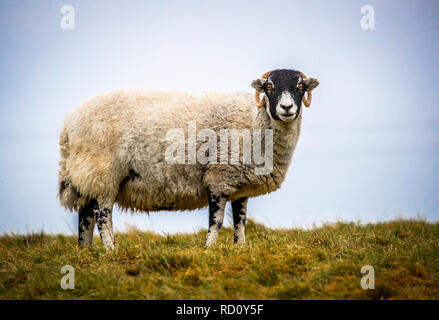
[255, 108, 302, 186]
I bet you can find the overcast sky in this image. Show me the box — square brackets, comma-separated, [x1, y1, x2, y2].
[0, 0, 438, 235]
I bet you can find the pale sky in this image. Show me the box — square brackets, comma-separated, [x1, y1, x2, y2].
[0, 0, 438, 235]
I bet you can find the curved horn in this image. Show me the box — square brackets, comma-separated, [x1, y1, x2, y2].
[255, 70, 272, 108]
[299, 71, 312, 107]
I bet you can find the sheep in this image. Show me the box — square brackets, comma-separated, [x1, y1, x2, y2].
[58, 69, 319, 250]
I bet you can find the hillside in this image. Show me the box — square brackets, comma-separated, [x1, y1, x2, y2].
[0, 219, 438, 299]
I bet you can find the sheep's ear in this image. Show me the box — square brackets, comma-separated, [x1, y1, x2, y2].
[303, 77, 320, 91]
[251, 78, 266, 92]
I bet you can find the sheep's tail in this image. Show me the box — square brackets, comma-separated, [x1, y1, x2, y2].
[58, 128, 89, 212]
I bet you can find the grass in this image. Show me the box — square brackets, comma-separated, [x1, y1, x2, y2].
[0, 219, 438, 299]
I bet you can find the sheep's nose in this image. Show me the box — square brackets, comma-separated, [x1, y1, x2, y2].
[280, 104, 294, 112]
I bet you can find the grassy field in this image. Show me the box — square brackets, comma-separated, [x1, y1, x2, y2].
[0, 219, 438, 299]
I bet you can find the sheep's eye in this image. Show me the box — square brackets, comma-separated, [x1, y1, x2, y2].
[266, 84, 273, 91]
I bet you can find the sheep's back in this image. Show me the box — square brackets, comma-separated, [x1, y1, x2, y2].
[60, 89, 256, 211]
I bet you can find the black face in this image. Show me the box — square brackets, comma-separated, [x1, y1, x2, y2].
[252, 69, 320, 122]
[264, 69, 305, 121]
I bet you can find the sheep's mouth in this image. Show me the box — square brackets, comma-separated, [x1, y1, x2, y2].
[278, 113, 298, 122]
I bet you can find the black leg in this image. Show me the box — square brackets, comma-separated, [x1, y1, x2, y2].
[232, 197, 248, 244]
[78, 200, 96, 247]
[204, 192, 226, 248]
